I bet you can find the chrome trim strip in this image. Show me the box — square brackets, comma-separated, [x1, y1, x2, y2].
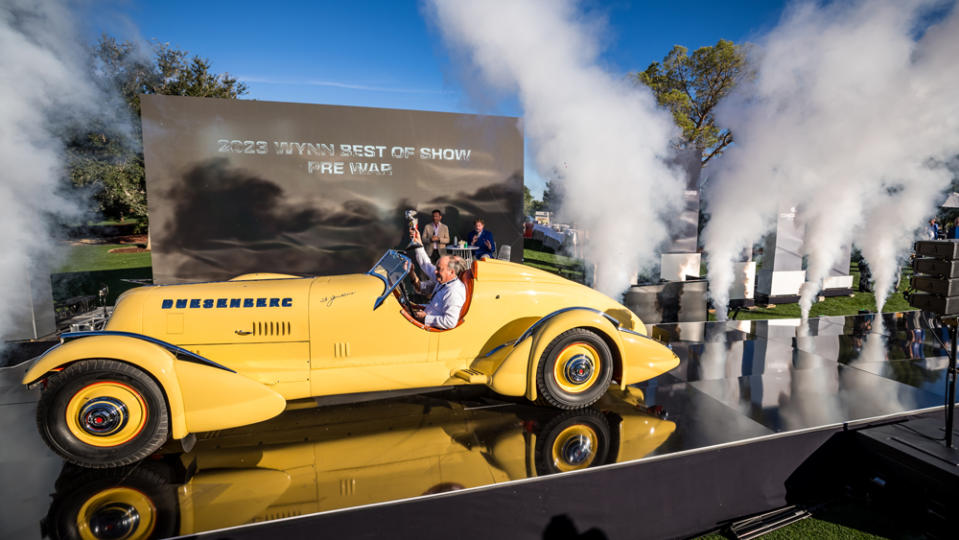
[60, 331, 236, 373]
[514, 307, 610, 345]
[618, 327, 644, 336]
[483, 342, 513, 358]
[511, 307, 663, 349]
[616, 326, 671, 345]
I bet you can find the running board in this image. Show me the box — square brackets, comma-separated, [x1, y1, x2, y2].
[453, 368, 490, 384]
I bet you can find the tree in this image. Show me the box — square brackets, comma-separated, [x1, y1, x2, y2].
[634, 39, 751, 166]
[542, 180, 562, 212]
[67, 36, 247, 229]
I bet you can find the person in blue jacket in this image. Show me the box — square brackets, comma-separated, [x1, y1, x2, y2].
[467, 218, 496, 260]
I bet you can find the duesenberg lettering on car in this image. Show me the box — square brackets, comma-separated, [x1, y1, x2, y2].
[23, 250, 679, 468]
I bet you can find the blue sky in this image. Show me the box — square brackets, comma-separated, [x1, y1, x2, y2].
[93, 0, 788, 196]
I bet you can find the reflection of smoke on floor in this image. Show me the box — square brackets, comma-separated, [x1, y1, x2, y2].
[779, 345, 842, 431]
[841, 318, 916, 417]
[0, 367, 62, 539]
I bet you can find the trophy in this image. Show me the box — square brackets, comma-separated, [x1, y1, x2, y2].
[405, 209, 422, 249]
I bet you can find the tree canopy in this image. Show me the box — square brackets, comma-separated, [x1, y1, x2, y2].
[68, 36, 247, 226]
[541, 180, 562, 212]
[634, 39, 750, 166]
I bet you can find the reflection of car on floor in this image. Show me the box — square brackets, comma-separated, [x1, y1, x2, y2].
[42, 390, 675, 539]
[23, 250, 679, 468]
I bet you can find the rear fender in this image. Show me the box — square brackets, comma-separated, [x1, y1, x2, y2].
[617, 330, 680, 387]
[22, 335, 286, 438]
[490, 309, 623, 401]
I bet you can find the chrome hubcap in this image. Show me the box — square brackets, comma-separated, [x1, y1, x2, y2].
[560, 435, 593, 466]
[89, 503, 140, 540]
[79, 397, 128, 436]
[564, 354, 594, 384]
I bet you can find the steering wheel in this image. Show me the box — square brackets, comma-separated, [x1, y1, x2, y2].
[395, 275, 416, 314]
[399, 287, 413, 313]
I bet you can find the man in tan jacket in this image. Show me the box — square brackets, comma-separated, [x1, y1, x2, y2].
[422, 209, 450, 262]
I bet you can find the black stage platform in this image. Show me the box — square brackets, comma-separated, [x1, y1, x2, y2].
[1, 312, 956, 539]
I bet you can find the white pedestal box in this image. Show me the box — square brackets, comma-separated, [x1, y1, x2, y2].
[660, 253, 701, 282]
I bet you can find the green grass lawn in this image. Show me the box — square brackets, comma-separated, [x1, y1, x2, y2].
[55, 243, 152, 273]
[521, 240, 586, 281]
[695, 497, 921, 539]
[726, 265, 911, 320]
[728, 262, 912, 320]
[52, 243, 153, 305]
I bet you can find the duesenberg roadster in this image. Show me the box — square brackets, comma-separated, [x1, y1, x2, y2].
[24, 250, 678, 468]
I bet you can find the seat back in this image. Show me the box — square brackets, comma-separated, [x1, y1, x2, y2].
[399, 262, 476, 331]
[497, 245, 511, 261]
[455, 268, 475, 327]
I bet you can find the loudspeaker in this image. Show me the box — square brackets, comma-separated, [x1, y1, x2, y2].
[909, 240, 959, 316]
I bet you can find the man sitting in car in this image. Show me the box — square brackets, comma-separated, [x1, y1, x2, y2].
[409, 229, 468, 329]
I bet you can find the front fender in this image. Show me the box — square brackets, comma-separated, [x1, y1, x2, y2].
[22, 336, 286, 438]
[489, 309, 624, 401]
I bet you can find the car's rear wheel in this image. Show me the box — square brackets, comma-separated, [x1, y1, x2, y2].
[536, 328, 613, 409]
[37, 359, 170, 468]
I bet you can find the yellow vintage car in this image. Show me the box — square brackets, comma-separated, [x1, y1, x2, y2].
[23, 250, 678, 468]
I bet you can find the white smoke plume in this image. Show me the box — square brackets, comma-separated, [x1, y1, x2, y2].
[705, 0, 959, 320]
[426, 0, 686, 297]
[0, 0, 111, 339]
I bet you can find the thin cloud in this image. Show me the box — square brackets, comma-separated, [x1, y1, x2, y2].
[239, 75, 451, 95]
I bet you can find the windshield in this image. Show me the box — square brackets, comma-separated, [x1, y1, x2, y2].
[367, 250, 412, 309]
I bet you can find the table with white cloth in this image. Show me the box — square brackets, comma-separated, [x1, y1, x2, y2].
[447, 245, 478, 266]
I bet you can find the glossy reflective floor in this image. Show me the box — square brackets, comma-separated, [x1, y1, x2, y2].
[0, 312, 952, 539]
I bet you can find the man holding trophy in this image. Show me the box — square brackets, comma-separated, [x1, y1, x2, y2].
[406, 212, 467, 330]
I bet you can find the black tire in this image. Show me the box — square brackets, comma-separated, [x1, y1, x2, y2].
[37, 359, 170, 469]
[536, 328, 613, 409]
[533, 408, 611, 476]
[44, 462, 179, 540]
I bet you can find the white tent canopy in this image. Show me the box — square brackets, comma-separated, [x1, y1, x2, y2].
[942, 192, 959, 208]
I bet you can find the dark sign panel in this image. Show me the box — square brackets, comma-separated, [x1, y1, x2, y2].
[141, 95, 523, 283]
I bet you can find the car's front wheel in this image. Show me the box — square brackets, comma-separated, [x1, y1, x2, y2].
[536, 328, 613, 409]
[37, 359, 170, 468]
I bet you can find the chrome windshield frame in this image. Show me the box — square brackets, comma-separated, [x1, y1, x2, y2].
[367, 250, 413, 309]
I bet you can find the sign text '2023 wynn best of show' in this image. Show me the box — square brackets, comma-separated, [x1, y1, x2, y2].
[216, 138, 472, 176]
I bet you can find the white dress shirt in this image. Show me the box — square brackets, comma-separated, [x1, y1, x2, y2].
[413, 247, 466, 329]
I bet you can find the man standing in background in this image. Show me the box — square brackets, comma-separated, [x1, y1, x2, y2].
[423, 209, 450, 263]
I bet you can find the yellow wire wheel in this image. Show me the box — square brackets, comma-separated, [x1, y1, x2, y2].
[75, 487, 157, 540]
[37, 359, 170, 468]
[537, 328, 614, 409]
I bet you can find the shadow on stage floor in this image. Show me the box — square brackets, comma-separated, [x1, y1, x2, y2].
[0, 311, 953, 539]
